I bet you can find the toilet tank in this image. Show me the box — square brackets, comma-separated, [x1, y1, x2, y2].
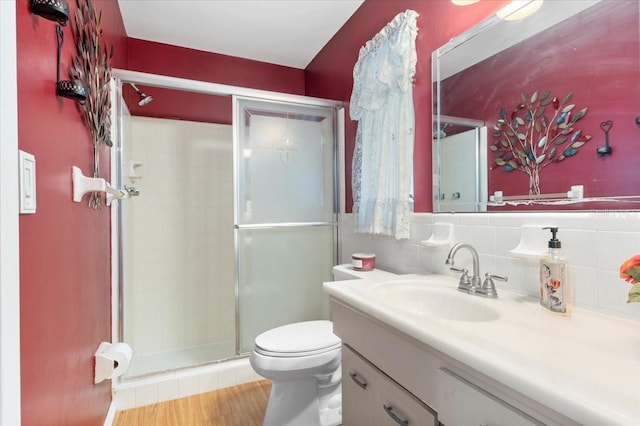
[332, 264, 398, 281]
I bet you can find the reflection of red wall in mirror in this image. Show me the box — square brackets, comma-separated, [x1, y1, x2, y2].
[441, 1, 639, 208]
[124, 38, 306, 125]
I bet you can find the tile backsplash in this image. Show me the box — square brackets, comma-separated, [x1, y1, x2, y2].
[339, 212, 640, 321]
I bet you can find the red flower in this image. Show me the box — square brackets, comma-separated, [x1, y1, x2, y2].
[619, 254, 640, 284]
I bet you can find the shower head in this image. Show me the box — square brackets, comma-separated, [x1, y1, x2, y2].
[129, 83, 153, 106]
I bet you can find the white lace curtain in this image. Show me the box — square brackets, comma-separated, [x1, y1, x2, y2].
[350, 10, 418, 240]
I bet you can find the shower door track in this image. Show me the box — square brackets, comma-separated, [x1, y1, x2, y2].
[235, 222, 337, 230]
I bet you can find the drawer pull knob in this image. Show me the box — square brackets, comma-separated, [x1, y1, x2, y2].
[349, 372, 368, 390]
[384, 404, 409, 425]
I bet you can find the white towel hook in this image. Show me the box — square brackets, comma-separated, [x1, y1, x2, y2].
[72, 166, 132, 204]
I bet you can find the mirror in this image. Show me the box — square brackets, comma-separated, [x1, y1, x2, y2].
[433, 0, 640, 212]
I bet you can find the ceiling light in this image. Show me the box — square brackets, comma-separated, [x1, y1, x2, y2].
[451, 0, 480, 5]
[497, 0, 544, 20]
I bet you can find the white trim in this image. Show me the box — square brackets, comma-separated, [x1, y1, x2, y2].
[0, 1, 22, 424]
[103, 402, 117, 426]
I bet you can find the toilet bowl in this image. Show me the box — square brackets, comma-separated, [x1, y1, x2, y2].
[250, 320, 342, 426]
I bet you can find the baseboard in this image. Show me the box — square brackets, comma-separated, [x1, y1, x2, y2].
[103, 401, 117, 426]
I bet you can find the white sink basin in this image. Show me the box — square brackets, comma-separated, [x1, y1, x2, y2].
[368, 279, 501, 322]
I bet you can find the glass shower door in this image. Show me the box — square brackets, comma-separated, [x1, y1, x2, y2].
[234, 97, 338, 354]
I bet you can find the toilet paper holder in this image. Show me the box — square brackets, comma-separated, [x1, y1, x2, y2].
[94, 341, 133, 384]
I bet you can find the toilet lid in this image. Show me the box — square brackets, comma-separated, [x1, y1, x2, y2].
[254, 320, 341, 357]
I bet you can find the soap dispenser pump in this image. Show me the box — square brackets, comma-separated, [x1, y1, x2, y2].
[540, 227, 568, 313]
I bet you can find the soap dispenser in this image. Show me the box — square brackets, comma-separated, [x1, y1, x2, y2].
[540, 227, 569, 313]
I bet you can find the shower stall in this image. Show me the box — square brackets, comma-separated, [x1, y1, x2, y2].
[111, 71, 343, 380]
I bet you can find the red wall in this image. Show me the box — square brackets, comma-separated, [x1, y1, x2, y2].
[441, 1, 639, 203]
[125, 38, 306, 124]
[16, 0, 127, 424]
[305, 0, 511, 212]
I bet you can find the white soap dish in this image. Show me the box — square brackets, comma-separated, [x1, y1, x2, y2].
[421, 223, 454, 249]
[509, 225, 554, 259]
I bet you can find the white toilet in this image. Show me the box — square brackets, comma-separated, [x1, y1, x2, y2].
[250, 320, 342, 426]
[250, 264, 384, 426]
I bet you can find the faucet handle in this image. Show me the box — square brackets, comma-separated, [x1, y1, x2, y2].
[450, 267, 471, 288]
[487, 273, 508, 283]
[482, 273, 508, 298]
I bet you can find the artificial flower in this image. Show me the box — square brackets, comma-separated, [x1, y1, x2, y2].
[619, 254, 640, 303]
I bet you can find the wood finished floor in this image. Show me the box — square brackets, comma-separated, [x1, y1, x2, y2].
[114, 380, 271, 426]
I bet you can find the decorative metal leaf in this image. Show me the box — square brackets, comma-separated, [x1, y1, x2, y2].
[562, 92, 573, 105]
[549, 147, 556, 159]
[501, 139, 509, 148]
[534, 121, 542, 133]
[560, 127, 574, 135]
[540, 97, 552, 106]
[558, 122, 568, 129]
[562, 104, 575, 113]
[515, 117, 525, 125]
[503, 165, 515, 172]
[490, 145, 498, 152]
[496, 158, 506, 166]
[530, 91, 538, 103]
[540, 89, 551, 101]
[564, 148, 578, 157]
[554, 136, 568, 145]
[570, 129, 582, 142]
[535, 107, 545, 118]
[536, 154, 545, 164]
[537, 136, 547, 148]
[517, 133, 526, 141]
[556, 112, 567, 124]
[571, 141, 586, 149]
[571, 107, 588, 123]
[506, 129, 515, 136]
[521, 92, 528, 104]
[525, 110, 533, 122]
[497, 118, 506, 125]
[508, 160, 518, 169]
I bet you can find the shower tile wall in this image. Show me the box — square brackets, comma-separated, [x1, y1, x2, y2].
[125, 117, 235, 376]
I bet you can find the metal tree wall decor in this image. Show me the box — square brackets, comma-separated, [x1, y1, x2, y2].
[491, 90, 590, 195]
[70, 0, 113, 209]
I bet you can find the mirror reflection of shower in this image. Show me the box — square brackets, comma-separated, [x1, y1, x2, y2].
[129, 83, 153, 106]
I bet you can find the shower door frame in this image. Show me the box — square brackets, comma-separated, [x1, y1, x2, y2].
[110, 69, 345, 380]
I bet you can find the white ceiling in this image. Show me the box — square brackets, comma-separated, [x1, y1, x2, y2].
[117, 0, 364, 69]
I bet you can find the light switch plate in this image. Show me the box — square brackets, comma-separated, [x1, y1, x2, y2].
[19, 150, 36, 214]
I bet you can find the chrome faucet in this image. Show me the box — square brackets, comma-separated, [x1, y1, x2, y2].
[445, 243, 508, 298]
[446, 243, 481, 293]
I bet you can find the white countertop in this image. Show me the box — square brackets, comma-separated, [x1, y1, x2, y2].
[324, 274, 640, 425]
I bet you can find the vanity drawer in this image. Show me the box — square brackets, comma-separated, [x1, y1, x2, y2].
[343, 344, 438, 426]
[436, 368, 543, 426]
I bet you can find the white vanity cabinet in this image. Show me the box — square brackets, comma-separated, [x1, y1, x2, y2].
[436, 368, 541, 426]
[342, 344, 437, 425]
[331, 299, 576, 426]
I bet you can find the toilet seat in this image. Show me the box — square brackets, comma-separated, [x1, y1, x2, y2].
[254, 320, 341, 358]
